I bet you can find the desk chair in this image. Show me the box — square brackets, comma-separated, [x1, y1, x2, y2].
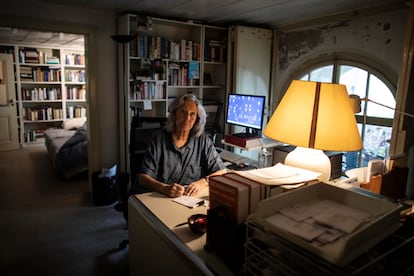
[116, 116, 167, 249]
[203, 100, 222, 147]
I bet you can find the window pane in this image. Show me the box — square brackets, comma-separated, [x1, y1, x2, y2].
[338, 66, 368, 116]
[344, 123, 363, 171]
[309, 65, 333, 82]
[367, 74, 395, 119]
[361, 124, 392, 166]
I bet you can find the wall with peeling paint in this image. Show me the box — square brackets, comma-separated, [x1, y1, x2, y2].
[273, 9, 409, 106]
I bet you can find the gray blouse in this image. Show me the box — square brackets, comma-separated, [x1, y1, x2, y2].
[139, 128, 225, 186]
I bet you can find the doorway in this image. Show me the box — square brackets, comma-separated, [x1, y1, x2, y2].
[0, 27, 89, 176]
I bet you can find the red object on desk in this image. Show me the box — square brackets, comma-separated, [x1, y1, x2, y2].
[224, 134, 261, 148]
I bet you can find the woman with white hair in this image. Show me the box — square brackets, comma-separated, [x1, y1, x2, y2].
[137, 94, 226, 198]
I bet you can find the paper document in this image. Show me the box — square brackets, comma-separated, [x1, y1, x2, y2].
[235, 163, 321, 185]
[172, 196, 205, 209]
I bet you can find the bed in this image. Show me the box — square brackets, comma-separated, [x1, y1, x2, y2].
[44, 117, 88, 179]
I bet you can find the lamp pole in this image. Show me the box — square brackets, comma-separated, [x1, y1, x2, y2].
[111, 35, 135, 173]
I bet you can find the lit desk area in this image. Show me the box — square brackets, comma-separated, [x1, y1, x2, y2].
[128, 189, 233, 276]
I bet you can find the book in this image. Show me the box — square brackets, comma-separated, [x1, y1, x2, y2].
[224, 134, 262, 148]
[188, 61, 199, 86]
[223, 172, 265, 212]
[209, 173, 264, 224]
[209, 175, 249, 224]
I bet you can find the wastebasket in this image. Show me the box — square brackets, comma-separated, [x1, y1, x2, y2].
[92, 171, 117, 205]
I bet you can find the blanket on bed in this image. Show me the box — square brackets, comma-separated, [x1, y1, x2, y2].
[44, 122, 88, 178]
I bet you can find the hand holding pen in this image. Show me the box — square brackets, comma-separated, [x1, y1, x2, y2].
[166, 183, 186, 198]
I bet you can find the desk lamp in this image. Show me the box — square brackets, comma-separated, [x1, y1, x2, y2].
[349, 94, 414, 119]
[264, 80, 362, 182]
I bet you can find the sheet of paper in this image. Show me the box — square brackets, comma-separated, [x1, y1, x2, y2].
[235, 163, 321, 185]
[172, 196, 205, 209]
[265, 213, 326, 241]
[143, 99, 152, 110]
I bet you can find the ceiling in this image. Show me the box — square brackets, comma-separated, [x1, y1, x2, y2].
[0, 0, 408, 48]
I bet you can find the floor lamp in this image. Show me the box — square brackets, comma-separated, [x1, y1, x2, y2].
[111, 34, 135, 173]
[263, 80, 363, 182]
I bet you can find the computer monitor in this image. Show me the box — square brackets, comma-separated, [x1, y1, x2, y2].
[226, 93, 266, 137]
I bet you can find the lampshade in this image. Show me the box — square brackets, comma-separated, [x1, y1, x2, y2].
[264, 80, 362, 152]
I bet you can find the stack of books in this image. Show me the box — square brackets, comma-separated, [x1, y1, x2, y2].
[224, 134, 262, 148]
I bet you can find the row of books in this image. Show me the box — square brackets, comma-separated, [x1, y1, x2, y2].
[130, 58, 167, 81]
[64, 53, 85, 66]
[20, 66, 61, 82]
[19, 48, 60, 65]
[205, 40, 226, 62]
[67, 106, 87, 118]
[129, 106, 142, 118]
[21, 87, 62, 101]
[168, 61, 200, 86]
[23, 107, 63, 121]
[130, 80, 166, 100]
[66, 86, 86, 100]
[130, 34, 201, 61]
[24, 129, 45, 143]
[65, 70, 86, 82]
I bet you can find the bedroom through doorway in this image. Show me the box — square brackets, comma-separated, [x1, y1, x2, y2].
[0, 27, 89, 179]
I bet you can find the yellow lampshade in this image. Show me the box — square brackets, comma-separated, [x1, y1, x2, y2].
[264, 80, 362, 152]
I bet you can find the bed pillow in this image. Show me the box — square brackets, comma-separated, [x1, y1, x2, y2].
[63, 117, 87, 130]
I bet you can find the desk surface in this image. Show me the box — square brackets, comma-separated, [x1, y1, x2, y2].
[129, 189, 233, 275]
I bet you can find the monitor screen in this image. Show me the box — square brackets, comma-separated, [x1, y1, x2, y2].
[226, 93, 266, 130]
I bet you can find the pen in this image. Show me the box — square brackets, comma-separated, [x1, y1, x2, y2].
[192, 200, 205, 208]
[175, 221, 188, 227]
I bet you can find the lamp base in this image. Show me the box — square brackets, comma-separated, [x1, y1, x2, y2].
[284, 147, 331, 182]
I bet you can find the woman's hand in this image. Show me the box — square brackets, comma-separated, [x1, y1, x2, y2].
[185, 178, 208, 197]
[164, 183, 186, 198]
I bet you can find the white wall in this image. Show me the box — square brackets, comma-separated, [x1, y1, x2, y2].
[0, 1, 119, 177]
[273, 9, 408, 106]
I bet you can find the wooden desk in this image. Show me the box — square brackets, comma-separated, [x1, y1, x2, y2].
[128, 190, 233, 275]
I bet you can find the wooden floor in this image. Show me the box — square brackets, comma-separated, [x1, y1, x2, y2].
[0, 146, 129, 276]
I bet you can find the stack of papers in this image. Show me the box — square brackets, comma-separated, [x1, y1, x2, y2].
[235, 163, 321, 186]
[265, 199, 373, 245]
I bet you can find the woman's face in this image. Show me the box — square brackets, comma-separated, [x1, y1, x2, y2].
[175, 100, 198, 133]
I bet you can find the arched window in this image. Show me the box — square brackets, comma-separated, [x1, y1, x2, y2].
[300, 63, 396, 170]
